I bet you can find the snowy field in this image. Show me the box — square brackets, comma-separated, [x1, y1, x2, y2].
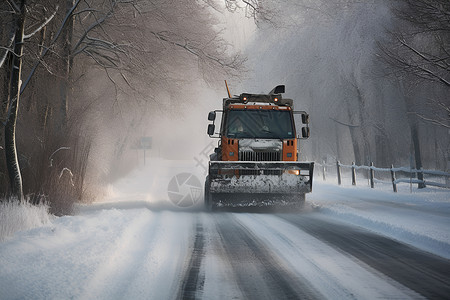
[1, 159, 449, 299]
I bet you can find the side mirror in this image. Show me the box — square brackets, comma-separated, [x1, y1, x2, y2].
[207, 124, 215, 136]
[301, 127, 310, 138]
[208, 111, 216, 121]
[301, 113, 309, 124]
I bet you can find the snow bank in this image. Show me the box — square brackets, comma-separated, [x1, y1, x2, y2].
[0, 209, 194, 300]
[0, 201, 53, 242]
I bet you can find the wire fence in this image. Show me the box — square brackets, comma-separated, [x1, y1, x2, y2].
[316, 160, 450, 192]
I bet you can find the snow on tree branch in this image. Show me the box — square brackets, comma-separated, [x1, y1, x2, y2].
[19, 0, 83, 95]
[23, 6, 59, 40]
[0, 39, 14, 69]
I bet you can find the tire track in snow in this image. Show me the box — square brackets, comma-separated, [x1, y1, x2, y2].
[178, 221, 205, 299]
[280, 213, 450, 299]
[200, 213, 245, 299]
[237, 213, 422, 300]
[212, 213, 322, 299]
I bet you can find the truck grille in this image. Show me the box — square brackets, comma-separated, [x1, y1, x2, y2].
[239, 151, 281, 161]
[239, 151, 281, 175]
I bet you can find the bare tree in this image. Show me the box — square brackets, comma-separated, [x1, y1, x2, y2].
[0, 0, 245, 211]
[4, 0, 27, 200]
[380, 0, 449, 127]
[224, 0, 276, 24]
[377, 0, 450, 183]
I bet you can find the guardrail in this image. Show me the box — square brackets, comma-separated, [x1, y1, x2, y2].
[316, 161, 450, 192]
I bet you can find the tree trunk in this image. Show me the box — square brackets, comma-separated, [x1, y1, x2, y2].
[58, 0, 75, 134]
[410, 122, 426, 188]
[355, 86, 371, 165]
[1, 23, 15, 117]
[5, 0, 26, 201]
[344, 96, 363, 165]
[374, 93, 390, 167]
[348, 127, 362, 165]
[1, 53, 11, 122]
[334, 124, 342, 161]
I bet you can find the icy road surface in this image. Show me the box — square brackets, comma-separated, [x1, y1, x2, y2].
[1, 159, 450, 299]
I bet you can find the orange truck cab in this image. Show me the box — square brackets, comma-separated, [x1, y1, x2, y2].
[205, 85, 313, 210]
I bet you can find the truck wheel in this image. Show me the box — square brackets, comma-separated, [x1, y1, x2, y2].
[204, 176, 212, 211]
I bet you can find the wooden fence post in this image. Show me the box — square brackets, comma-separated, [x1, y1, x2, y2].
[369, 162, 375, 188]
[337, 160, 342, 185]
[322, 160, 326, 181]
[351, 162, 356, 185]
[391, 164, 397, 192]
[418, 168, 426, 189]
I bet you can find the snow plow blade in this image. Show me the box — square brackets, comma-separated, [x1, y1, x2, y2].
[205, 161, 314, 209]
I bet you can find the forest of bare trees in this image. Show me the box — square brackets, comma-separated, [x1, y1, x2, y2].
[1, 0, 448, 214]
[241, 0, 449, 176]
[0, 0, 244, 214]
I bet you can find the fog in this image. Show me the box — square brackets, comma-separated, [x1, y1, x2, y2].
[1, 0, 448, 210]
[86, 5, 256, 180]
[239, 0, 448, 169]
[78, 0, 449, 197]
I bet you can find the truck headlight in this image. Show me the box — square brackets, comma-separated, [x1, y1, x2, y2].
[285, 170, 300, 175]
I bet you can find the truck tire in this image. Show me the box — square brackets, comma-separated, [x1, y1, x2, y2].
[204, 176, 212, 211]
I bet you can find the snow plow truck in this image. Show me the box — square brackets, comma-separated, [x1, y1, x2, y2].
[204, 84, 314, 210]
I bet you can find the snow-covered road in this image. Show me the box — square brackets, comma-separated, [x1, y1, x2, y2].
[1, 159, 450, 299]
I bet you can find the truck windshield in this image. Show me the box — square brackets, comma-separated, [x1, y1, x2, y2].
[226, 109, 295, 139]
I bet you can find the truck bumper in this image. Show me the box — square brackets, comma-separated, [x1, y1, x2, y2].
[206, 161, 314, 208]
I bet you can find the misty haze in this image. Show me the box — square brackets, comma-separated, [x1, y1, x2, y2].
[1, 1, 449, 299]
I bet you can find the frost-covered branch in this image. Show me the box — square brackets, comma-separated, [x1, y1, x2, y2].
[69, 0, 135, 72]
[413, 113, 450, 129]
[380, 0, 450, 88]
[20, 0, 83, 95]
[330, 117, 359, 128]
[407, 98, 450, 129]
[378, 37, 450, 87]
[59, 168, 75, 186]
[398, 38, 448, 71]
[0, 33, 15, 69]
[224, 0, 275, 24]
[72, 8, 113, 54]
[394, 0, 450, 34]
[414, 64, 450, 87]
[151, 31, 245, 71]
[73, 36, 127, 57]
[49, 147, 71, 167]
[23, 6, 59, 40]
